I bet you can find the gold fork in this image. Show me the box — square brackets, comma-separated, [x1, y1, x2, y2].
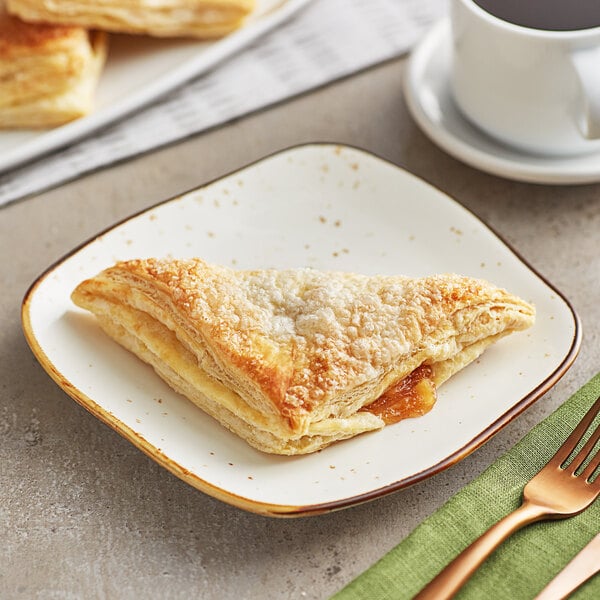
[415, 394, 600, 600]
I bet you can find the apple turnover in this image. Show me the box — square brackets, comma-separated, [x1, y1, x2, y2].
[71, 258, 535, 455]
[7, 0, 255, 38]
[0, 1, 106, 128]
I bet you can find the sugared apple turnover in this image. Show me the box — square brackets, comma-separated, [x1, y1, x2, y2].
[71, 258, 535, 455]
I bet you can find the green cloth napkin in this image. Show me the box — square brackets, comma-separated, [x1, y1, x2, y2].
[334, 373, 600, 600]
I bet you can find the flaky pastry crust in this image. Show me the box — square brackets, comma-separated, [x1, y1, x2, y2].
[0, 2, 107, 127]
[71, 258, 535, 454]
[7, 0, 255, 38]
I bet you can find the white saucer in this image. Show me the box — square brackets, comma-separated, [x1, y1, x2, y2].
[404, 20, 600, 185]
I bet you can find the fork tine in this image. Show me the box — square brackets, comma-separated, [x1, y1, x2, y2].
[581, 445, 600, 482]
[551, 395, 600, 466]
[569, 416, 600, 473]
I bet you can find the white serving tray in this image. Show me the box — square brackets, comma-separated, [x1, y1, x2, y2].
[0, 0, 313, 174]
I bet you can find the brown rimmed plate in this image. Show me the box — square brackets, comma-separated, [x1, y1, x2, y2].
[21, 144, 581, 517]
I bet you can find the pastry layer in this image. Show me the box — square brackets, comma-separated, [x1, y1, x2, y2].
[7, 0, 255, 38]
[71, 258, 536, 454]
[0, 3, 107, 127]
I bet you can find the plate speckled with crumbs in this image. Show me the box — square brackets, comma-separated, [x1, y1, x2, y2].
[22, 144, 580, 516]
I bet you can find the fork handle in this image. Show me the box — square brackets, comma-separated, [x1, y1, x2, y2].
[414, 502, 548, 600]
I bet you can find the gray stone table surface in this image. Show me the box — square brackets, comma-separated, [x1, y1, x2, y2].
[1, 58, 599, 599]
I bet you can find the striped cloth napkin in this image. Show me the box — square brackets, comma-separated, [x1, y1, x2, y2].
[0, 0, 447, 207]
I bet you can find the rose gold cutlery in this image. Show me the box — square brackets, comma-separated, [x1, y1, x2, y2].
[415, 394, 600, 600]
[534, 533, 600, 600]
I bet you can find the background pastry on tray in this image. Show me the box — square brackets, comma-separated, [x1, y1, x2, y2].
[72, 257, 536, 455]
[0, 1, 107, 128]
[7, 0, 256, 38]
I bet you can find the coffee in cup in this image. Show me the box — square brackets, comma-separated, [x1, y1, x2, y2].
[474, 0, 600, 31]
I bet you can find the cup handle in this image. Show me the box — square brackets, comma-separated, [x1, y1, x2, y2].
[570, 47, 600, 139]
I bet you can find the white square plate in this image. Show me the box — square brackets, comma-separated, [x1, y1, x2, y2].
[22, 144, 580, 516]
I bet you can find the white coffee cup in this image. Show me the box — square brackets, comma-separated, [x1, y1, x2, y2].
[450, 0, 600, 156]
